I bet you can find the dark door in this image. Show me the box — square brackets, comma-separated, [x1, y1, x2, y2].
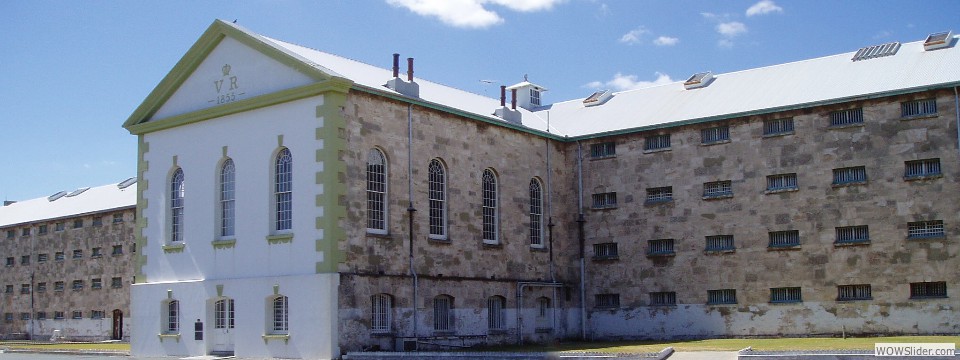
[112, 309, 123, 340]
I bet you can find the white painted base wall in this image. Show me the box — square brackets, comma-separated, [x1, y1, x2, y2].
[28, 318, 129, 341]
[131, 273, 339, 359]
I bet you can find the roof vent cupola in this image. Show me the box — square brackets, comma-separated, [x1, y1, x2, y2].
[505, 75, 548, 110]
[683, 71, 714, 90]
[384, 53, 420, 98]
[924, 31, 954, 51]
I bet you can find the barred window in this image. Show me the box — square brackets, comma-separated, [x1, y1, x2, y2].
[433, 295, 454, 332]
[908, 220, 945, 239]
[701, 125, 730, 144]
[55, 252, 64, 261]
[768, 230, 800, 248]
[837, 284, 872, 301]
[829, 108, 863, 126]
[901, 99, 937, 118]
[487, 296, 506, 331]
[55, 222, 64, 231]
[763, 118, 794, 136]
[112, 245, 122, 255]
[91, 310, 105, 319]
[904, 158, 941, 178]
[93, 216, 102, 227]
[274, 148, 293, 232]
[910, 281, 947, 299]
[481, 169, 498, 243]
[836, 225, 870, 244]
[644, 134, 671, 151]
[91, 278, 102, 289]
[72, 311, 83, 320]
[170, 168, 185, 242]
[832, 166, 867, 185]
[112, 214, 123, 224]
[366, 150, 388, 233]
[592, 242, 619, 259]
[428, 159, 447, 239]
[111, 277, 123, 288]
[73, 219, 83, 229]
[21, 228, 30, 236]
[591, 192, 617, 209]
[20, 284, 30, 294]
[20, 313, 30, 321]
[165, 300, 179, 333]
[38, 225, 47, 234]
[72, 280, 84, 290]
[770, 287, 802, 303]
[220, 158, 236, 238]
[705, 235, 735, 252]
[36, 282, 46, 292]
[645, 186, 673, 203]
[271, 295, 289, 334]
[5, 230, 13, 239]
[36, 312, 46, 320]
[529, 178, 544, 247]
[703, 180, 732, 198]
[766, 173, 798, 192]
[54, 311, 64, 320]
[530, 88, 541, 106]
[371, 294, 392, 333]
[650, 291, 677, 306]
[54, 281, 64, 292]
[708, 289, 737, 305]
[647, 239, 675, 256]
[590, 142, 616, 158]
[595, 294, 620, 308]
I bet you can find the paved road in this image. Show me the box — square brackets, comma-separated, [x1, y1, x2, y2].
[668, 351, 739, 360]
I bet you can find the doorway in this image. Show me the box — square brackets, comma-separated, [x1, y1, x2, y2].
[111, 309, 123, 340]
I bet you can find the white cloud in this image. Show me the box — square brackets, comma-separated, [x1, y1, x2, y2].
[717, 21, 747, 37]
[746, 0, 783, 16]
[585, 72, 674, 91]
[386, 0, 564, 28]
[653, 36, 679, 46]
[619, 27, 650, 44]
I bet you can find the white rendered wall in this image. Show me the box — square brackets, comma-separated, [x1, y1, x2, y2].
[32, 318, 130, 341]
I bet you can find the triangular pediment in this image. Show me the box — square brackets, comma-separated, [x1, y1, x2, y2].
[123, 20, 349, 132]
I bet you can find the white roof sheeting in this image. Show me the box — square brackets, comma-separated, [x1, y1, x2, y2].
[0, 181, 137, 228]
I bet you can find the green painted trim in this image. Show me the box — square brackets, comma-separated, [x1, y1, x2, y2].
[262, 334, 290, 344]
[162, 243, 185, 253]
[134, 136, 149, 284]
[157, 333, 181, 342]
[266, 234, 294, 244]
[211, 239, 236, 249]
[314, 93, 348, 274]
[123, 19, 337, 130]
[126, 79, 352, 135]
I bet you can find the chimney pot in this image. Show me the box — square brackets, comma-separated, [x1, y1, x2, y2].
[392, 53, 400, 78]
[500, 86, 506, 107]
[407, 57, 414, 82]
[511, 89, 517, 110]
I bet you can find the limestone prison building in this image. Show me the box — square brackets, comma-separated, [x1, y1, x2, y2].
[120, 20, 959, 359]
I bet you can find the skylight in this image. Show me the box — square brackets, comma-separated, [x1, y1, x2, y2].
[851, 42, 900, 61]
[118, 177, 137, 189]
[684, 71, 714, 90]
[583, 90, 613, 107]
[65, 187, 90, 197]
[924, 31, 953, 51]
[47, 191, 67, 202]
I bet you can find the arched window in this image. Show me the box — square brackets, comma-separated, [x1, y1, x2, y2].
[529, 178, 543, 247]
[164, 300, 179, 334]
[371, 293, 392, 334]
[481, 169, 498, 244]
[433, 294, 454, 332]
[428, 159, 447, 239]
[214, 298, 235, 330]
[270, 295, 289, 334]
[170, 168, 185, 242]
[366, 149, 388, 233]
[274, 148, 293, 232]
[219, 159, 236, 238]
[487, 295, 505, 331]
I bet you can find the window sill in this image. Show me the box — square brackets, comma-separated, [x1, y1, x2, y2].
[266, 234, 294, 244]
[370, 331, 395, 338]
[366, 232, 393, 240]
[642, 148, 671, 154]
[90, 255, 103, 259]
[589, 155, 616, 161]
[487, 329, 509, 335]
[702, 194, 733, 200]
[428, 237, 451, 244]
[828, 123, 864, 130]
[704, 249, 736, 255]
[767, 244, 801, 251]
[646, 252, 676, 258]
[769, 300, 803, 305]
[649, 304, 677, 308]
[211, 239, 237, 249]
[432, 331, 456, 336]
[900, 113, 939, 121]
[836, 297, 872, 302]
[482, 241, 503, 249]
[158, 333, 180, 342]
[644, 199, 674, 206]
[909, 296, 948, 300]
[529, 246, 548, 253]
[707, 302, 738, 306]
[591, 205, 618, 211]
[764, 188, 798, 195]
[831, 181, 867, 188]
[834, 240, 870, 247]
[904, 174, 943, 181]
[162, 243, 185, 253]
[592, 256, 619, 261]
[262, 334, 290, 344]
[111, 253, 123, 257]
[762, 131, 794, 138]
[700, 139, 731, 146]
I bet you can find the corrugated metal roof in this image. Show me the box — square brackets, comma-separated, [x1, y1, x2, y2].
[0, 180, 137, 228]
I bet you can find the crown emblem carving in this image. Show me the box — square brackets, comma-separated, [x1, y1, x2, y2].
[222, 64, 231, 76]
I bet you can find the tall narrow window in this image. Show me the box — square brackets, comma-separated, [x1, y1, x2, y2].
[428, 159, 447, 239]
[170, 168, 185, 242]
[371, 294, 392, 334]
[529, 178, 544, 247]
[214, 298, 235, 329]
[487, 296, 505, 331]
[433, 295, 453, 332]
[366, 150, 388, 233]
[165, 300, 179, 334]
[481, 169, 498, 244]
[271, 295, 289, 334]
[220, 159, 235, 238]
[274, 149, 293, 232]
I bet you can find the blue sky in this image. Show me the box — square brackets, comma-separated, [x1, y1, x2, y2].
[1, 0, 958, 202]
